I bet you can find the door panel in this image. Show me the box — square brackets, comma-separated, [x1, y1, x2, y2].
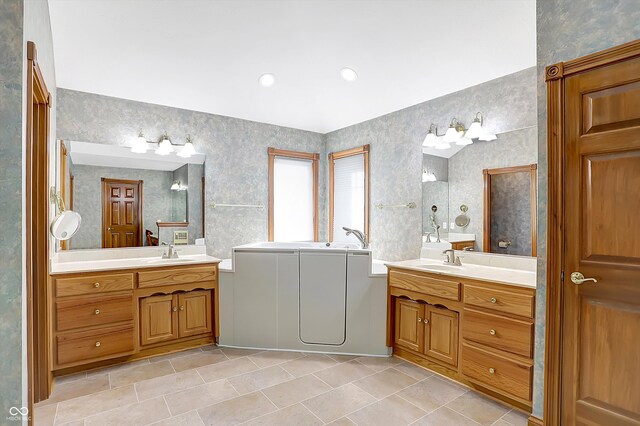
[140, 294, 177, 346]
[394, 298, 424, 353]
[424, 305, 459, 368]
[102, 179, 142, 248]
[563, 54, 640, 425]
[178, 290, 212, 338]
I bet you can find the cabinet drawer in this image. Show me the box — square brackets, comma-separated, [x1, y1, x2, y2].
[462, 309, 533, 358]
[55, 273, 134, 297]
[138, 266, 216, 288]
[57, 325, 134, 366]
[462, 343, 532, 401]
[464, 284, 534, 318]
[56, 294, 133, 332]
[389, 270, 460, 301]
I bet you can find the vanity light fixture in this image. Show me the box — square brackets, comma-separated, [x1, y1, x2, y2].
[443, 118, 466, 143]
[177, 135, 196, 158]
[131, 131, 148, 153]
[171, 180, 186, 191]
[422, 124, 438, 147]
[422, 169, 437, 182]
[465, 112, 484, 139]
[156, 132, 174, 155]
[340, 67, 358, 82]
[422, 113, 497, 149]
[259, 73, 276, 87]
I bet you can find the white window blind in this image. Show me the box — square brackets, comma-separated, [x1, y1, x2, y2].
[273, 156, 314, 242]
[332, 153, 365, 243]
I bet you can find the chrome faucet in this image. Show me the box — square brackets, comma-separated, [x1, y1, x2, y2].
[342, 227, 369, 249]
[442, 249, 462, 266]
[161, 242, 179, 259]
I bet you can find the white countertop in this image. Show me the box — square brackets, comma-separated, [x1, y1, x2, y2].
[386, 251, 536, 289]
[50, 245, 220, 275]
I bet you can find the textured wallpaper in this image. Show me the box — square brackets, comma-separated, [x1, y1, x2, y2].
[171, 164, 188, 222]
[532, 0, 640, 418]
[187, 164, 204, 243]
[56, 89, 328, 258]
[326, 67, 537, 260]
[490, 171, 533, 256]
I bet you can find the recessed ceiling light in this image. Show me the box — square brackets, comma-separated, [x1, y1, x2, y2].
[340, 67, 358, 82]
[259, 73, 276, 87]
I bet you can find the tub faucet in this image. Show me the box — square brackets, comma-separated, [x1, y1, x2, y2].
[342, 227, 369, 249]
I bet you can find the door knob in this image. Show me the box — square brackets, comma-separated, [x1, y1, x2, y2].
[107, 227, 112, 231]
[570, 272, 598, 285]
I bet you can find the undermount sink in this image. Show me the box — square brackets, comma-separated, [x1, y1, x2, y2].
[415, 264, 463, 271]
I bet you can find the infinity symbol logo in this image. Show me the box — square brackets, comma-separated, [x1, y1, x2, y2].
[9, 407, 28, 416]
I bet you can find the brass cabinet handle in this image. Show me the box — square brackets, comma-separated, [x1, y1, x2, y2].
[490, 297, 497, 304]
[489, 368, 495, 374]
[94, 282, 100, 288]
[417, 317, 422, 323]
[424, 319, 429, 324]
[95, 341, 101, 347]
[180, 306, 185, 311]
[489, 329, 496, 335]
[172, 307, 178, 312]
[95, 309, 100, 315]
[570, 272, 598, 285]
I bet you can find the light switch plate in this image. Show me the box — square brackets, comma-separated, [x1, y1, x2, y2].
[442, 222, 447, 230]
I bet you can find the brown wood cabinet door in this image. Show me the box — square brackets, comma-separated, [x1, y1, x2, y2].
[140, 294, 178, 346]
[424, 305, 459, 368]
[102, 178, 142, 248]
[562, 55, 640, 424]
[178, 290, 212, 338]
[394, 298, 424, 352]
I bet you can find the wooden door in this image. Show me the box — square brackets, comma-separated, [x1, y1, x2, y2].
[140, 294, 178, 346]
[178, 290, 213, 338]
[424, 305, 459, 367]
[562, 53, 640, 425]
[394, 298, 424, 352]
[102, 178, 142, 248]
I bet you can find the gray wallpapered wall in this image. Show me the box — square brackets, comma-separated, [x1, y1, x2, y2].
[532, 0, 640, 418]
[325, 67, 537, 260]
[490, 171, 533, 256]
[422, 155, 449, 235]
[56, 88, 328, 259]
[187, 164, 204, 244]
[171, 164, 188, 222]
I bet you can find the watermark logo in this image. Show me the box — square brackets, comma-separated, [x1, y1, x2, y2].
[6, 407, 29, 422]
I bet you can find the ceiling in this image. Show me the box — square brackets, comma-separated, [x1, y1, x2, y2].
[48, 0, 536, 134]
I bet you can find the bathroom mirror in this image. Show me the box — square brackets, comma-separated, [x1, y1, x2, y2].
[421, 128, 537, 255]
[57, 140, 205, 250]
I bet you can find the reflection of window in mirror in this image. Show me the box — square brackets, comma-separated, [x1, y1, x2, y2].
[483, 164, 537, 256]
[328, 145, 370, 244]
[268, 147, 319, 242]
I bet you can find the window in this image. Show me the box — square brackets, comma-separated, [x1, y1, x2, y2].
[329, 145, 370, 244]
[268, 148, 319, 242]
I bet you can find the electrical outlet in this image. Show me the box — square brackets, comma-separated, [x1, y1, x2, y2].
[442, 222, 447, 230]
[450, 222, 455, 230]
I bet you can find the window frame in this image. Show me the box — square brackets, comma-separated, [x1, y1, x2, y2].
[328, 144, 370, 243]
[268, 147, 320, 242]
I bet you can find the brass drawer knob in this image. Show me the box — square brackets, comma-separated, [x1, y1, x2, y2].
[180, 306, 185, 311]
[95, 341, 101, 347]
[490, 297, 497, 304]
[94, 282, 100, 288]
[172, 307, 178, 312]
[95, 309, 100, 315]
[417, 317, 422, 323]
[424, 319, 429, 324]
[489, 329, 496, 335]
[489, 367, 495, 374]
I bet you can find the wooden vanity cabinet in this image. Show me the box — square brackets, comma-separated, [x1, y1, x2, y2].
[394, 298, 424, 352]
[178, 290, 213, 338]
[140, 294, 178, 345]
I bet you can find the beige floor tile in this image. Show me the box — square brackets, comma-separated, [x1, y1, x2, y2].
[280, 354, 338, 377]
[353, 356, 402, 372]
[396, 376, 467, 412]
[33, 402, 57, 426]
[244, 403, 323, 426]
[148, 347, 203, 363]
[86, 359, 150, 378]
[219, 347, 264, 359]
[446, 392, 510, 425]
[314, 360, 376, 388]
[165, 379, 239, 415]
[501, 409, 529, 426]
[84, 396, 170, 426]
[55, 385, 137, 425]
[302, 383, 376, 423]
[170, 349, 228, 372]
[197, 357, 259, 383]
[412, 406, 481, 426]
[149, 410, 204, 426]
[248, 350, 304, 368]
[262, 375, 331, 408]
[392, 362, 433, 380]
[227, 365, 294, 395]
[197, 392, 277, 425]
[54, 372, 87, 385]
[327, 354, 359, 363]
[352, 368, 417, 399]
[492, 420, 513, 426]
[328, 418, 357, 425]
[40, 374, 110, 406]
[347, 394, 425, 426]
[135, 369, 203, 401]
[109, 360, 175, 388]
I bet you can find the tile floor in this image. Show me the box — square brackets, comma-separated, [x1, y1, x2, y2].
[34, 346, 529, 426]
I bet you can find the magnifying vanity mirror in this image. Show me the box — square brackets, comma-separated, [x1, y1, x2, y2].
[49, 189, 82, 241]
[56, 140, 205, 250]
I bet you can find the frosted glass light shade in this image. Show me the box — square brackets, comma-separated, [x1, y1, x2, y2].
[422, 132, 438, 147]
[479, 132, 498, 141]
[156, 138, 173, 155]
[435, 141, 451, 150]
[465, 120, 482, 139]
[177, 141, 196, 158]
[455, 137, 473, 146]
[131, 136, 148, 153]
[422, 171, 437, 182]
[443, 126, 460, 143]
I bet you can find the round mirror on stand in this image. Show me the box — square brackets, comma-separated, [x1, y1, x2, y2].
[49, 188, 82, 241]
[455, 204, 470, 228]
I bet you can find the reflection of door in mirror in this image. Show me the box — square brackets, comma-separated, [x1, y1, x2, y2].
[483, 164, 537, 256]
[59, 141, 69, 250]
[101, 178, 143, 248]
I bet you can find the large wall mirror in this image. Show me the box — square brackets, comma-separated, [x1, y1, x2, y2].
[57, 140, 205, 250]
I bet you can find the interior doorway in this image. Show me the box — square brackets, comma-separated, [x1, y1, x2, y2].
[101, 178, 143, 248]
